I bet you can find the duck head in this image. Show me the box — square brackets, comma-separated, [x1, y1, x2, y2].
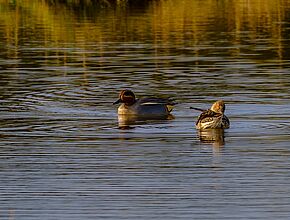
[210, 100, 225, 114]
[113, 90, 136, 106]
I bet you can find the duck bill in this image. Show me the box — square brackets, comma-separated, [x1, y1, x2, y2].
[113, 99, 122, 105]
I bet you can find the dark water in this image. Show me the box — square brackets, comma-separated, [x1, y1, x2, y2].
[0, 0, 290, 219]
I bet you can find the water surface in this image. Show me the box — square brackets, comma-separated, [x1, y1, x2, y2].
[0, 0, 290, 219]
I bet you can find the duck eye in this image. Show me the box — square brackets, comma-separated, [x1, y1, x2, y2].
[124, 92, 131, 96]
[123, 91, 134, 97]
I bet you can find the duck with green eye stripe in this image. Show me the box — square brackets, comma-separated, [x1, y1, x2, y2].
[114, 90, 175, 118]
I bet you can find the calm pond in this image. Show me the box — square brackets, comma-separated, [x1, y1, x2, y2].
[0, 0, 290, 219]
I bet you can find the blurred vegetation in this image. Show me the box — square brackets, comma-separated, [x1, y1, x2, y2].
[0, 0, 289, 61]
[45, 0, 146, 5]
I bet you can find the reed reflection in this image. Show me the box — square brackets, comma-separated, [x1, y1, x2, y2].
[1, 0, 289, 62]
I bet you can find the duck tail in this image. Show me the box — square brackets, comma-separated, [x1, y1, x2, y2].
[166, 104, 174, 113]
[190, 107, 205, 112]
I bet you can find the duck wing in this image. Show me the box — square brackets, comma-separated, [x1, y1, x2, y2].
[138, 97, 176, 105]
[137, 97, 176, 113]
[222, 115, 230, 128]
[196, 109, 222, 125]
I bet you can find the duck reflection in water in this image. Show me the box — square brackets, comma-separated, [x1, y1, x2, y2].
[114, 89, 176, 129]
[117, 114, 175, 129]
[198, 128, 225, 147]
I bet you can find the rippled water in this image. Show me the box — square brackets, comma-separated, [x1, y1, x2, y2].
[0, 0, 290, 219]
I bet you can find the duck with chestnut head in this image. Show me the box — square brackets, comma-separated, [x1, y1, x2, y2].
[114, 89, 175, 118]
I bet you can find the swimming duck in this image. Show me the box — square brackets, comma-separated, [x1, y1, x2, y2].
[191, 100, 230, 130]
[113, 89, 175, 117]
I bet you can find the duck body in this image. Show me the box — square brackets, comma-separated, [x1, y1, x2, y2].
[118, 98, 173, 116]
[196, 110, 230, 129]
[192, 100, 230, 130]
[114, 90, 175, 118]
